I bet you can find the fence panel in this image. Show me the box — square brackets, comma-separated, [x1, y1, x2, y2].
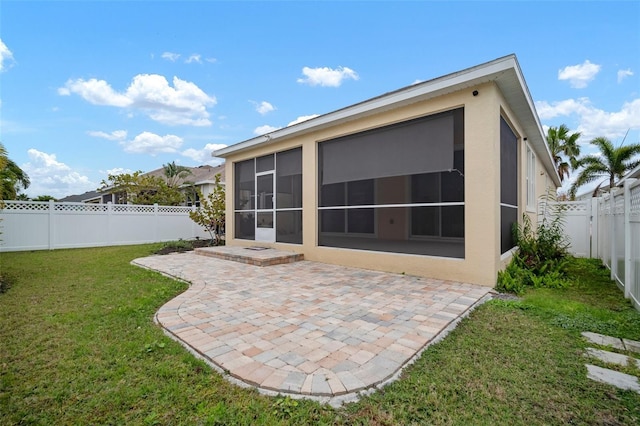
[0, 201, 209, 252]
[613, 192, 626, 286]
[628, 180, 640, 309]
[539, 200, 591, 257]
[543, 183, 639, 312]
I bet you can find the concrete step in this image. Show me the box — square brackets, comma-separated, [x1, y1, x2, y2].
[585, 347, 640, 368]
[585, 364, 640, 393]
[195, 246, 303, 267]
[581, 331, 640, 353]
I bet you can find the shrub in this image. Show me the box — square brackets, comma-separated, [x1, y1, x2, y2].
[496, 213, 571, 295]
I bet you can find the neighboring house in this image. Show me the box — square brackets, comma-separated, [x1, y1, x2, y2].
[58, 190, 102, 203]
[575, 164, 640, 200]
[142, 164, 226, 206]
[59, 164, 226, 206]
[213, 55, 561, 287]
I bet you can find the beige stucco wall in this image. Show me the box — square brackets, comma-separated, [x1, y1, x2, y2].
[223, 81, 551, 287]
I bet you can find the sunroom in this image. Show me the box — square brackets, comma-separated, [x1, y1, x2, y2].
[214, 55, 560, 287]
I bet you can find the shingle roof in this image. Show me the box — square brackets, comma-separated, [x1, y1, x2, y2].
[57, 190, 101, 202]
[143, 163, 226, 186]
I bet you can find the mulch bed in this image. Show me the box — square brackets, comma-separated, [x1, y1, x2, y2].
[154, 239, 216, 255]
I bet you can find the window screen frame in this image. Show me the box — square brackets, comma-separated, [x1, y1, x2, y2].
[233, 147, 303, 244]
[500, 116, 519, 254]
[317, 107, 465, 258]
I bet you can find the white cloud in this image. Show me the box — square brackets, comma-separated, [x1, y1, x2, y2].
[536, 98, 590, 120]
[0, 39, 15, 72]
[535, 97, 640, 140]
[254, 125, 281, 135]
[58, 78, 131, 106]
[288, 114, 319, 126]
[252, 114, 319, 136]
[21, 149, 95, 198]
[185, 54, 202, 64]
[102, 167, 134, 176]
[205, 57, 217, 64]
[617, 68, 633, 83]
[253, 101, 276, 115]
[181, 143, 228, 165]
[122, 132, 184, 155]
[411, 79, 423, 85]
[87, 130, 127, 141]
[161, 52, 181, 62]
[297, 66, 359, 87]
[59, 74, 216, 126]
[558, 60, 601, 89]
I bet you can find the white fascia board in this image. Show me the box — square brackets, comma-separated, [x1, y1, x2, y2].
[81, 196, 101, 203]
[179, 180, 226, 189]
[507, 59, 562, 187]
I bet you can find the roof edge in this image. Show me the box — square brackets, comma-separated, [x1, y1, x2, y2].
[214, 55, 518, 158]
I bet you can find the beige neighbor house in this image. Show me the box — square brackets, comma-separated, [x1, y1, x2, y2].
[214, 55, 560, 287]
[59, 164, 226, 206]
[142, 163, 226, 207]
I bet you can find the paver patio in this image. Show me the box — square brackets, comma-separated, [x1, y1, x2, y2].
[133, 250, 492, 404]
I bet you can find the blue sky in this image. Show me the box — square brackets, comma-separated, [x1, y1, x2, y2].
[1, 1, 639, 198]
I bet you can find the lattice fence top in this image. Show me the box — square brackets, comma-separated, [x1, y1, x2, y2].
[538, 201, 589, 218]
[158, 206, 192, 213]
[112, 204, 154, 213]
[631, 184, 640, 215]
[614, 195, 625, 215]
[1, 201, 51, 211]
[1, 201, 193, 214]
[54, 203, 108, 212]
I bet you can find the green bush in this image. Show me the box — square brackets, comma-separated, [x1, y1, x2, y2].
[496, 214, 571, 295]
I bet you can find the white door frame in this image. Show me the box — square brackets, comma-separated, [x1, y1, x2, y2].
[255, 171, 275, 243]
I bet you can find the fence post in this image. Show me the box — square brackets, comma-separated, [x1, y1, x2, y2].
[191, 205, 196, 239]
[107, 202, 112, 246]
[624, 181, 632, 299]
[48, 200, 55, 250]
[590, 197, 598, 259]
[154, 204, 159, 242]
[610, 193, 616, 281]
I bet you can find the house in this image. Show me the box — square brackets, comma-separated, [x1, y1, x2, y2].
[141, 163, 226, 207]
[213, 55, 560, 287]
[60, 164, 225, 206]
[575, 163, 640, 200]
[58, 190, 102, 203]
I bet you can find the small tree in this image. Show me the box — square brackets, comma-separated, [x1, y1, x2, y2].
[99, 171, 185, 206]
[189, 174, 225, 245]
[32, 195, 56, 202]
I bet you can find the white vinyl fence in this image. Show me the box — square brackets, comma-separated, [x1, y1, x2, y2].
[0, 201, 210, 252]
[541, 178, 639, 311]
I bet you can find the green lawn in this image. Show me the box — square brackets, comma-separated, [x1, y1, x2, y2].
[1, 246, 638, 425]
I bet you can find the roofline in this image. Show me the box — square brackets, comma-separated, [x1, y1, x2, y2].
[214, 54, 561, 186]
[619, 163, 640, 186]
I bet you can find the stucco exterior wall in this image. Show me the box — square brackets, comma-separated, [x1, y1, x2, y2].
[222, 81, 548, 287]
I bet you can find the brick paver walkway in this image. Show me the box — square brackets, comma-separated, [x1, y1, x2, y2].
[133, 252, 492, 404]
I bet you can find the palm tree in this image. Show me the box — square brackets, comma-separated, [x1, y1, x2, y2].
[546, 124, 582, 182]
[0, 143, 31, 200]
[162, 161, 192, 188]
[569, 137, 640, 199]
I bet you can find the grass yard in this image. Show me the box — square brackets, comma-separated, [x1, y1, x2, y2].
[1, 246, 639, 425]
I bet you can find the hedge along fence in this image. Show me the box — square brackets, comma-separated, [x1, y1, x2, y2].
[0, 200, 210, 252]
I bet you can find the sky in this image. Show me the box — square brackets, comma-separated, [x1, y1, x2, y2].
[1, 1, 639, 199]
